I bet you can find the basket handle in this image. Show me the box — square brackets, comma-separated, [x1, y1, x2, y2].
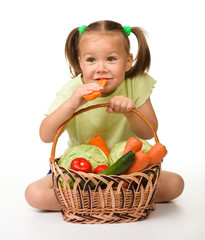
[49, 103, 159, 163]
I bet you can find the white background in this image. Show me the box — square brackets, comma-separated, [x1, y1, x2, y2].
[0, 0, 204, 239]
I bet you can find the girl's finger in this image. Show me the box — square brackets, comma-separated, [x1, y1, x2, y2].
[125, 101, 135, 112]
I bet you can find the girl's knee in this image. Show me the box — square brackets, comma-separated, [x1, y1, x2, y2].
[171, 173, 184, 199]
[25, 182, 44, 209]
[155, 171, 184, 202]
[164, 173, 184, 201]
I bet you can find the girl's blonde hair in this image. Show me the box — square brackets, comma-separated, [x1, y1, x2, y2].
[65, 20, 151, 78]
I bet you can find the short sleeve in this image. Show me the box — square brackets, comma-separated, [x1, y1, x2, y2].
[45, 92, 68, 116]
[45, 75, 82, 116]
[133, 73, 157, 108]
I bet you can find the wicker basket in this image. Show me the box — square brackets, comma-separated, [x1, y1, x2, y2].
[49, 103, 161, 224]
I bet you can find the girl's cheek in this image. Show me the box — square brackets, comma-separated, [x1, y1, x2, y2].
[83, 67, 95, 77]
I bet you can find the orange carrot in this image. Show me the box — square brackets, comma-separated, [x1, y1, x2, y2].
[83, 91, 101, 101]
[83, 79, 108, 101]
[89, 136, 110, 158]
[123, 150, 150, 188]
[148, 143, 167, 167]
[123, 137, 142, 155]
[125, 150, 150, 174]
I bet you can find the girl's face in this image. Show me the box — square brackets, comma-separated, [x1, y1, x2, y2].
[78, 32, 133, 96]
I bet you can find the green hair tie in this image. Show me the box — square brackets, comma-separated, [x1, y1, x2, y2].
[78, 25, 87, 35]
[79, 25, 131, 36]
[123, 26, 131, 36]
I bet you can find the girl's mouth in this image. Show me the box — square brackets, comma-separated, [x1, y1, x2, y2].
[96, 78, 111, 82]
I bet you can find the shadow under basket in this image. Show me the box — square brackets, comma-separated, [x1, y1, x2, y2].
[49, 103, 162, 224]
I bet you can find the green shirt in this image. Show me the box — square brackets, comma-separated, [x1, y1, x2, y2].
[46, 73, 156, 150]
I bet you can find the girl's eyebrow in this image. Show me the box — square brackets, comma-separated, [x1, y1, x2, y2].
[81, 50, 120, 58]
[80, 53, 94, 58]
[81, 51, 95, 56]
[108, 51, 120, 55]
[84, 51, 119, 55]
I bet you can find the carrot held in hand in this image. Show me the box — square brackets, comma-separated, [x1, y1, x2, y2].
[123, 137, 142, 155]
[148, 143, 168, 166]
[84, 91, 101, 101]
[83, 79, 108, 101]
[89, 136, 110, 159]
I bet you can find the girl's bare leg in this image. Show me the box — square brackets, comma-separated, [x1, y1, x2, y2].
[25, 174, 61, 211]
[154, 170, 184, 203]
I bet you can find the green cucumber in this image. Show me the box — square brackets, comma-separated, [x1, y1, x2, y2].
[98, 151, 135, 175]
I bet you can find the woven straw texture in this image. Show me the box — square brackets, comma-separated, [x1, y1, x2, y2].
[50, 103, 161, 224]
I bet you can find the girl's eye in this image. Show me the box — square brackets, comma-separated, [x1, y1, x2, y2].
[107, 57, 116, 61]
[87, 58, 95, 62]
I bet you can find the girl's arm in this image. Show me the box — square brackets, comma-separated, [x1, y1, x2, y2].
[40, 83, 103, 143]
[107, 96, 158, 140]
[125, 98, 158, 139]
[39, 100, 77, 143]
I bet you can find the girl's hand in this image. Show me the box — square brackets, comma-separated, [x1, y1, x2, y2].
[107, 96, 135, 115]
[69, 83, 103, 110]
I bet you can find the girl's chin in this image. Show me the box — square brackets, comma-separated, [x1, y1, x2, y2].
[101, 89, 116, 97]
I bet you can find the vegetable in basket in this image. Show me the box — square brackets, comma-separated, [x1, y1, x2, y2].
[89, 136, 110, 158]
[125, 150, 150, 174]
[70, 158, 92, 173]
[58, 144, 109, 171]
[94, 164, 109, 174]
[109, 138, 152, 166]
[70, 151, 135, 190]
[123, 141, 167, 176]
[147, 143, 168, 167]
[108, 141, 126, 166]
[98, 151, 135, 175]
[123, 137, 142, 155]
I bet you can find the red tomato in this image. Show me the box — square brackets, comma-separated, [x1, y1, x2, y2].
[70, 158, 92, 173]
[94, 164, 109, 174]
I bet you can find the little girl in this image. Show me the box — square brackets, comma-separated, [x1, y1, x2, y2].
[25, 20, 184, 211]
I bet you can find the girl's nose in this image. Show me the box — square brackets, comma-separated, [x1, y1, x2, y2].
[96, 61, 107, 73]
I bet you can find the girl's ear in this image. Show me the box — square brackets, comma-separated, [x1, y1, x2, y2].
[125, 54, 133, 72]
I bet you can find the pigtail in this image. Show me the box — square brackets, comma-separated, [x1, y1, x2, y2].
[65, 27, 81, 77]
[126, 27, 151, 78]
